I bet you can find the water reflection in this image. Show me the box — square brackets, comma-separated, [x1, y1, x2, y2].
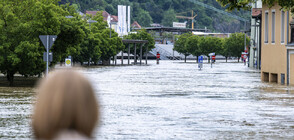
[2, 60, 294, 139]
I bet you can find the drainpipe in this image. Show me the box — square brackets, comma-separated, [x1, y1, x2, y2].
[287, 11, 290, 85]
[258, 19, 262, 70]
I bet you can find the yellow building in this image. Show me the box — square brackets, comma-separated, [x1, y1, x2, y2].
[261, 3, 292, 85]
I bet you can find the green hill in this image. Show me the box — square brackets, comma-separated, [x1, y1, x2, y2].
[60, 0, 251, 33]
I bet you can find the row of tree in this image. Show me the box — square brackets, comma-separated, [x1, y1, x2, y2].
[0, 0, 155, 86]
[59, 0, 251, 33]
[174, 33, 250, 63]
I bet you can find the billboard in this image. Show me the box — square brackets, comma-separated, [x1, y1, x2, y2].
[173, 22, 186, 28]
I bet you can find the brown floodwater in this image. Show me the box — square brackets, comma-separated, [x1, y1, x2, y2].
[1, 60, 294, 139]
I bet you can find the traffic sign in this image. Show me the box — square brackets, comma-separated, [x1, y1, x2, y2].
[198, 56, 203, 69]
[212, 55, 216, 60]
[39, 35, 57, 50]
[65, 58, 71, 67]
[43, 52, 53, 62]
[198, 56, 203, 63]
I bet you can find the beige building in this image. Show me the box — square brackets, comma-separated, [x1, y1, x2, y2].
[261, 3, 292, 84]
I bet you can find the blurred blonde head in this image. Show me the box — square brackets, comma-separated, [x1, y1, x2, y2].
[32, 70, 99, 139]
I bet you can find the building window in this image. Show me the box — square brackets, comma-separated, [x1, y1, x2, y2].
[281, 10, 285, 44]
[265, 11, 269, 43]
[272, 10, 275, 43]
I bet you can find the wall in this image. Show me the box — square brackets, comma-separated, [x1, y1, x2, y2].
[261, 4, 288, 84]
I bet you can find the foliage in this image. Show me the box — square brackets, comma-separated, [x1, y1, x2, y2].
[0, 0, 66, 85]
[224, 33, 250, 61]
[60, 0, 251, 32]
[175, 33, 249, 63]
[216, 0, 294, 11]
[174, 33, 193, 62]
[186, 35, 201, 62]
[124, 29, 155, 57]
[0, 0, 125, 86]
[161, 9, 178, 27]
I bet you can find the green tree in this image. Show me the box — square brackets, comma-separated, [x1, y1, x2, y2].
[124, 29, 155, 60]
[133, 9, 152, 27]
[225, 33, 250, 62]
[186, 35, 201, 62]
[220, 38, 231, 62]
[174, 33, 193, 63]
[161, 8, 177, 27]
[0, 0, 65, 86]
[198, 36, 222, 63]
[216, 0, 294, 11]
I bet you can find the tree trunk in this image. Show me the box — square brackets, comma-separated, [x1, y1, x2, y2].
[88, 58, 90, 66]
[184, 55, 187, 63]
[226, 57, 228, 62]
[238, 57, 240, 62]
[208, 57, 210, 63]
[6, 74, 10, 81]
[196, 56, 198, 63]
[102, 60, 110, 65]
[8, 72, 14, 86]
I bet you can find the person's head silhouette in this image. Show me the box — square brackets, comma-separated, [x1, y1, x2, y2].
[32, 70, 99, 139]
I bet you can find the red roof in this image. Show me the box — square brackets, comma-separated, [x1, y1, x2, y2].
[111, 15, 118, 22]
[131, 21, 141, 29]
[85, 11, 110, 21]
[252, 8, 262, 17]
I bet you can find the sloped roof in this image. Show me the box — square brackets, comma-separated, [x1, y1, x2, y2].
[132, 21, 142, 29]
[85, 11, 110, 21]
[85, 11, 118, 23]
[252, 8, 262, 17]
[111, 15, 118, 22]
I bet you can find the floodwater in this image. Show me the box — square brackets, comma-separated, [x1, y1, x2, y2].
[2, 60, 294, 139]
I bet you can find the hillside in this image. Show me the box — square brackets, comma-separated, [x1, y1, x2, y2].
[59, 0, 251, 33]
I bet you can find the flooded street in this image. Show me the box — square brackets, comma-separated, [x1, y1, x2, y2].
[2, 60, 294, 139]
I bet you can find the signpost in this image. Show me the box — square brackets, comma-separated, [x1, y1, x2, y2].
[65, 58, 71, 67]
[241, 52, 248, 65]
[209, 53, 215, 68]
[39, 35, 57, 76]
[156, 52, 160, 64]
[212, 55, 216, 62]
[198, 55, 203, 70]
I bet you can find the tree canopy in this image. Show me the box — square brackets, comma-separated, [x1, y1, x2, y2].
[0, 0, 125, 86]
[174, 33, 249, 63]
[216, 0, 294, 11]
[60, 0, 251, 32]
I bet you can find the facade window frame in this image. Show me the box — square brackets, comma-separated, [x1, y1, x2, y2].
[271, 10, 276, 44]
[281, 10, 285, 44]
[265, 10, 269, 44]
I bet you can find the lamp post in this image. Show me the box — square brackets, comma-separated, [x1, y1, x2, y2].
[65, 16, 74, 66]
[87, 19, 97, 66]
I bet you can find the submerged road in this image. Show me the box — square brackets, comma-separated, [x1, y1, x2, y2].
[1, 60, 294, 139]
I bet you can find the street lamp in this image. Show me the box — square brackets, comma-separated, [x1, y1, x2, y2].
[87, 19, 97, 66]
[65, 16, 75, 66]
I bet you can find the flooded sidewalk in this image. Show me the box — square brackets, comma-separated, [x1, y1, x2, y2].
[1, 60, 294, 139]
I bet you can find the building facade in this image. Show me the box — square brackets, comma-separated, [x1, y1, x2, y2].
[249, 0, 262, 69]
[261, 3, 291, 84]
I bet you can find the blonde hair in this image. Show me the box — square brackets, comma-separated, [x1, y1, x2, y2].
[32, 70, 99, 139]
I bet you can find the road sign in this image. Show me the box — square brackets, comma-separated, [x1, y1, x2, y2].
[212, 55, 216, 60]
[39, 35, 57, 76]
[198, 56, 203, 69]
[39, 35, 57, 50]
[43, 52, 53, 62]
[65, 58, 71, 67]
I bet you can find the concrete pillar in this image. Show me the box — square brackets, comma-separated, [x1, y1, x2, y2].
[128, 44, 130, 65]
[134, 44, 137, 65]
